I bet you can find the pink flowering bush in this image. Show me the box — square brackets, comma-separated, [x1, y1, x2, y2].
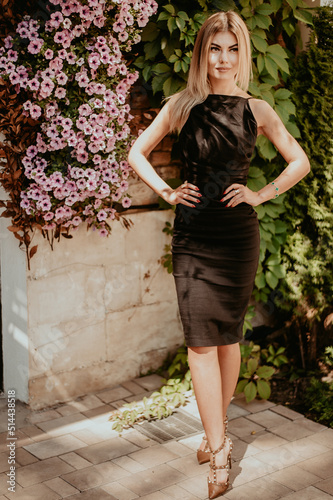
[0, 0, 157, 238]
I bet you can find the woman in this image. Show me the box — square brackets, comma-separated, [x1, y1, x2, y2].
[128, 11, 310, 498]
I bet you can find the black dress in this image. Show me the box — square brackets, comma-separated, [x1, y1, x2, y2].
[172, 95, 260, 346]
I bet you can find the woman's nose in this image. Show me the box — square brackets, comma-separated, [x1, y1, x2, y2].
[219, 50, 229, 63]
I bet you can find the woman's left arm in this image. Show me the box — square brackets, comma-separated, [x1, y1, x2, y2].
[223, 99, 311, 207]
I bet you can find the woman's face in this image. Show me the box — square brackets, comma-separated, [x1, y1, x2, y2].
[207, 31, 239, 89]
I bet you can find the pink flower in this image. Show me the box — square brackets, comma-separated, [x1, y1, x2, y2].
[30, 104, 42, 120]
[56, 72, 68, 85]
[71, 216, 82, 226]
[113, 20, 126, 32]
[55, 87, 66, 99]
[28, 78, 40, 91]
[122, 196, 132, 208]
[44, 49, 54, 59]
[77, 151, 89, 164]
[44, 212, 54, 221]
[26, 145, 38, 158]
[28, 38, 43, 54]
[99, 228, 108, 237]
[40, 78, 54, 97]
[7, 50, 18, 62]
[118, 32, 128, 42]
[88, 53, 100, 70]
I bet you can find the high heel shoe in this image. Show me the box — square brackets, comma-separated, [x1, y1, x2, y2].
[197, 417, 228, 465]
[207, 435, 233, 499]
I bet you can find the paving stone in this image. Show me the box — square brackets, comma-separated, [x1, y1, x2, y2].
[14, 429, 35, 448]
[112, 456, 147, 473]
[297, 450, 333, 479]
[252, 442, 305, 471]
[119, 463, 187, 496]
[124, 392, 154, 403]
[65, 487, 118, 499]
[36, 414, 91, 437]
[162, 441, 193, 458]
[280, 485, 333, 499]
[122, 429, 157, 449]
[129, 444, 179, 468]
[55, 405, 81, 417]
[71, 429, 106, 445]
[110, 400, 128, 410]
[81, 405, 114, 420]
[75, 437, 139, 464]
[242, 430, 288, 451]
[15, 456, 74, 487]
[133, 374, 164, 391]
[231, 395, 275, 413]
[270, 405, 304, 420]
[0, 451, 10, 473]
[121, 380, 147, 395]
[229, 455, 276, 488]
[168, 454, 209, 477]
[224, 474, 293, 499]
[15, 447, 39, 466]
[269, 420, 321, 441]
[229, 437, 262, 461]
[102, 481, 139, 499]
[140, 492, 174, 499]
[161, 484, 201, 499]
[287, 435, 331, 460]
[28, 409, 63, 425]
[82, 421, 118, 440]
[308, 429, 333, 449]
[315, 477, 333, 496]
[226, 403, 250, 420]
[5, 482, 62, 500]
[62, 462, 130, 490]
[178, 471, 210, 499]
[98, 387, 133, 404]
[227, 416, 265, 438]
[70, 395, 106, 413]
[18, 424, 49, 440]
[268, 464, 322, 490]
[44, 477, 80, 497]
[59, 452, 93, 469]
[24, 434, 87, 460]
[179, 434, 204, 452]
[0, 471, 16, 495]
[246, 409, 291, 429]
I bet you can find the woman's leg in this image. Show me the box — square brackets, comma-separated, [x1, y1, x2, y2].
[218, 342, 241, 420]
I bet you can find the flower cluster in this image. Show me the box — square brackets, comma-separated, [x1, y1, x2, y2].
[0, 0, 157, 236]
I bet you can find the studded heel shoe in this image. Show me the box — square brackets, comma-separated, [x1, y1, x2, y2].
[197, 417, 228, 465]
[208, 435, 233, 499]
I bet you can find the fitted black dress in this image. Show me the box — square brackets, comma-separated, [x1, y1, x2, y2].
[172, 95, 260, 346]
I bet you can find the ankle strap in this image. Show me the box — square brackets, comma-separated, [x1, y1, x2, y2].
[211, 435, 227, 455]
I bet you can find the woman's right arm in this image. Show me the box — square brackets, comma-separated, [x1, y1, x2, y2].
[128, 101, 200, 207]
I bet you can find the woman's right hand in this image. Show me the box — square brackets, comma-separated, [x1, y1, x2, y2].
[163, 180, 202, 207]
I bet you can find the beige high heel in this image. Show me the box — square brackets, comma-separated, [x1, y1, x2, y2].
[208, 435, 233, 499]
[197, 417, 228, 465]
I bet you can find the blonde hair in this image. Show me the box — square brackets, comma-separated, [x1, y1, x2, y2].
[167, 11, 252, 132]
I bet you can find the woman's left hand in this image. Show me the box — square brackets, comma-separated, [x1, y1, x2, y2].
[220, 184, 261, 207]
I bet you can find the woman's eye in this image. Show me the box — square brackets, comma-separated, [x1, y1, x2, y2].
[230, 48, 238, 52]
[210, 46, 219, 52]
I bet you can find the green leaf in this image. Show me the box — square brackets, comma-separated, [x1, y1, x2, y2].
[257, 53, 265, 74]
[261, 90, 275, 107]
[144, 39, 161, 60]
[265, 56, 278, 80]
[244, 381, 257, 402]
[157, 11, 170, 22]
[274, 88, 292, 100]
[163, 4, 175, 14]
[286, 0, 298, 10]
[270, 0, 282, 12]
[294, 8, 313, 25]
[285, 121, 301, 138]
[255, 204, 266, 219]
[253, 14, 272, 29]
[154, 63, 171, 75]
[152, 75, 166, 94]
[257, 379, 271, 399]
[168, 16, 178, 34]
[268, 265, 285, 279]
[252, 34, 268, 53]
[235, 378, 249, 394]
[265, 269, 279, 288]
[256, 365, 275, 379]
[176, 16, 186, 31]
[247, 358, 258, 374]
[268, 53, 290, 73]
[174, 60, 182, 72]
[252, 27, 267, 39]
[178, 11, 190, 21]
[256, 135, 277, 161]
[266, 44, 288, 59]
[142, 65, 152, 82]
[256, 4, 275, 15]
[282, 18, 295, 36]
[255, 272, 266, 289]
[141, 22, 160, 42]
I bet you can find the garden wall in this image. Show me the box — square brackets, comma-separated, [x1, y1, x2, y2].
[1, 205, 183, 410]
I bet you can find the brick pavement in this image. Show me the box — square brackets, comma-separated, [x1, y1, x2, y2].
[0, 374, 332, 500]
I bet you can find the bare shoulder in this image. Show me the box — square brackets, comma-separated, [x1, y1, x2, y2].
[247, 98, 281, 135]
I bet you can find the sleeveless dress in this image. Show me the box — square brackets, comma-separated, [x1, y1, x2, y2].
[171, 95, 260, 346]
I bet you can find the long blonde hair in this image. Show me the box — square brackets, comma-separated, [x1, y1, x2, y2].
[167, 11, 252, 132]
